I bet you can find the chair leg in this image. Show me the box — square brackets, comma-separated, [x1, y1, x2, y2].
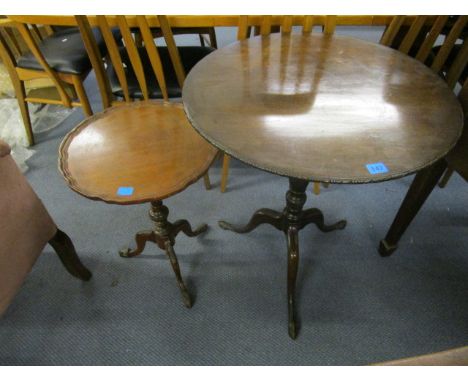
[208, 27, 218, 49]
[13, 81, 34, 146]
[72, 75, 93, 117]
[379, 160, 448, 257]
[199, 34, 205, 47]
[313, 182, 320, 195]
[438, 167, 455, 188]
[221, 153, 231, 193]
[48, 228, 92, 281]
[203, 172, 211, 190]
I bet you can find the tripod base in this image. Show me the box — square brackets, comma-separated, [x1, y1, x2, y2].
[120, 200, 207, 308]
[219, 177, 346, 339]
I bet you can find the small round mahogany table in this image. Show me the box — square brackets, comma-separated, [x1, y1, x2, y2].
[183, 33, 463, 338]
[59, 101, 218, 308]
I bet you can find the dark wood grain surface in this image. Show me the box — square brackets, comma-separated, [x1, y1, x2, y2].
[183, 33, 463, 183]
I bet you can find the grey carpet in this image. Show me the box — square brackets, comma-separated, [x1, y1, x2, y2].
[1, 26, 467, 365]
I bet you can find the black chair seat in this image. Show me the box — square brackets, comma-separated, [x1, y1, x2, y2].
[17, 27, 121, 75]
[108, 46, 214, 99]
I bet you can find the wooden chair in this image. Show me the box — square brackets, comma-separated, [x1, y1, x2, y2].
[378, 16, 468, 256]
[435, 17, 467, 188]
[380, 16, 468, 185]
[220, 15, 337, 193]
[76, 15, 213, 188]
[379, 80, 468, 256]
[380, 78, 468, 256]
[85, 16, 215, 104]
[0, 18, 107, 146]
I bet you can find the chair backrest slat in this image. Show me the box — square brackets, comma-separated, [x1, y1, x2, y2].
[237, 16, 249, 40]
[446, 38, 468, 89]
[13, 21, 71, 107]
[302, 16, 314, 34]
[379, 16, 405, 46]
[158, 15, 186, 88]
[324, 15, 337, 34]
[75, 15, 112, 109]
[43, 25, 54, 36]
[30, 24, 43, 43]
[260, 15, 272, 36]
[1, 27, 22, 56]
[399, 15, 428, 54]
[116, 15, 149, 100]
[282, 16, 293, 34]
[95, 15, 130, 103]
[0, 30, 19, 79]
[76, 15, 186, 108]
[431, 16, 468, 73]
[135, 15, 169, 101]
[415, 16, 449, 63]
[382, 15, 468, 89]
[238, 15, 336, 37]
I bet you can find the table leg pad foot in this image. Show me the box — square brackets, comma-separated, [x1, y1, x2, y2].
[119, 247, 132, 258]
[181, 290, 193, 309]
[379, 239, 397, 257]
[288, 321, 297, 340]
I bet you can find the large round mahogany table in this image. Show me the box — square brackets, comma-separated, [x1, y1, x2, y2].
[183, 33, 463, 339]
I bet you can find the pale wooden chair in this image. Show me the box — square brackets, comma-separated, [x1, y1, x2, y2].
[75, 15, 212, 189]
[379, 15, 468, 193]
[0, 18, 99, 146]
[220, 15, 337, 194]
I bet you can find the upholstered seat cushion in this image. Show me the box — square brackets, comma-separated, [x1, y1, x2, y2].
[108, 46, 214, 99]
[17, 27, 120, 75]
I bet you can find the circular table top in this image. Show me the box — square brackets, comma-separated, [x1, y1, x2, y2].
[59, 101, 217, 204]
[183, 33, 463, 183]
